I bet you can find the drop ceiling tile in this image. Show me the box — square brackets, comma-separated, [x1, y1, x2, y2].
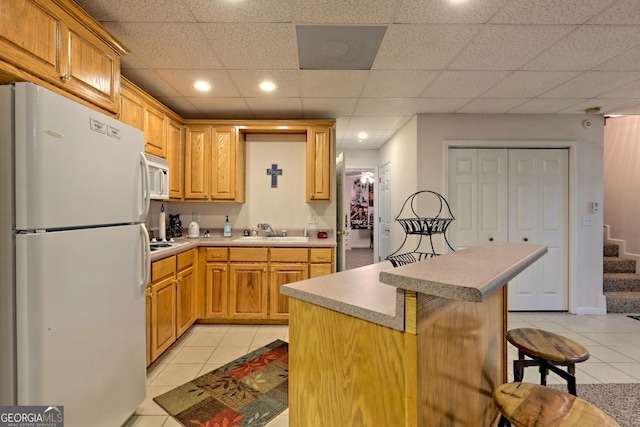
[598, 79, 640, 99]
[186, 97, 252, 118]
[540, 72, 640, 99]
[300, 70, 369, 97]
[294, 0, 398, 24]
[507, 99, 584, 114]
[74, 0, 195, 22]
[457, 98, 528, 114]
[395, 0, 508, 24]
[421, 71, 511, 98]
[245, 98, 303, 118]
[608, 101, 640, 115]
[103, 23, 223, 69]
[348, 116, 403, 130]
[184, 0, 292, 23]
[121, 69, 182, 98]
[200, 23, 298, 69]
[343, 129, 388, 140]
[155, 97, 202, 118]
[412, 98, 473, 113]
[449, 25, 575, 70]
[523, 26, 640, 71]
[361, 70, 440, 97]
[595, 46, 640, 71]
[302, 98, 358, 117]
[587, 0, 640, 24]
[155, 69, 241, 97]
[373, 24, 480, 70]
[489, 0, 613, 24]
[480, 71, 581, 98]
[227, 70, 300, 97]
[353, 98, 417, 116]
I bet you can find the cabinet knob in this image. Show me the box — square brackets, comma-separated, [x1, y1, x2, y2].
[60, 74, 71, 82]
[264, 268, 268, 272]
[310, 193, 315, 199]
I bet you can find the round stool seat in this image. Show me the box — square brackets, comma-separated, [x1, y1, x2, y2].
[507, 328, 589, 364]
[494, 382, 619, 427]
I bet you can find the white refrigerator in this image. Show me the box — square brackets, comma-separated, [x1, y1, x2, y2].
[0, 83, 151, 426]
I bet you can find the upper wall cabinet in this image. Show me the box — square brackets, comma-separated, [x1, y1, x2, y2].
[184, 125, 245, 202]
[306, 126, 333, 202]
[0, 0, 126, 113]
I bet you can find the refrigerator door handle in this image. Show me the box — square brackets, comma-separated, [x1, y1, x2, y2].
[140, 223, 150, 293]
[140, 152, 151, 222]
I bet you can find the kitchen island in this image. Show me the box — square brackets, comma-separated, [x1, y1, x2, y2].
[281, 242, 547, 427]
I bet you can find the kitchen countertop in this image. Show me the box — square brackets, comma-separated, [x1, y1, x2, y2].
[149, 231, 336, 261]
[281, 242, 547, 331]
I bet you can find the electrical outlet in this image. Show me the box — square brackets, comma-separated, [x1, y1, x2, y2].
[309, 216, 319, 224]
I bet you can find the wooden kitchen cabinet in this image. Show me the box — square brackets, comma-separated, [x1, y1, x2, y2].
[306, 126, 332, 202]
[167, 118, 184, 199]
[269, 248, 309, 320]
[309, 247, 334, 278]
[228, 247, 268, 319]
[184, 124, 245, 202]
[145, 286, 152, 366]
[144, 104, 166, 158]
[204, 247, 229, 319]
[175, 249, 196, 337]
[147, 249, 196, 365]
[0, 0, 125, 112]
[120, 86, 145, 131]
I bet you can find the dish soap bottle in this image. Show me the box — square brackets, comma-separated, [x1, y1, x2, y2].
[223, 215, 232, 237]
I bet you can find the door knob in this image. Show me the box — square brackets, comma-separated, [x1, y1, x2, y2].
[523, 237, 528, 242]
[489, 237, 494, 241]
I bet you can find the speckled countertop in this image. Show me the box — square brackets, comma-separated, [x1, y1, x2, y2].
[150, 230, 336, 261]
[281, 242, 546, 331]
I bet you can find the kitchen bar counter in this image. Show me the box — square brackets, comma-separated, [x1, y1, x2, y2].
[149, 230, 336, 261]
[281, 242, 547, 427]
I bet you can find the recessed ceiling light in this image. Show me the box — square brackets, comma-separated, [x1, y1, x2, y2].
[260, 81, 276, 92]
[193, 81, 211, 92]
[357, 132, 368, 139]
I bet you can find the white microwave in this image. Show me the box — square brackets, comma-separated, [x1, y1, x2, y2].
[144, 153, 169, 200]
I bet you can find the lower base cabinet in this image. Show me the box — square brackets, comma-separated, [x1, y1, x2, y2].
[147, 249, 196, 365]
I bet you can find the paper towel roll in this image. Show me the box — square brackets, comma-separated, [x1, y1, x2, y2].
[158, 212, 166, 240]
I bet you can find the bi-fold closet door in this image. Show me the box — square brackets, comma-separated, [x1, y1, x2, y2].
[448, 148, 568, 311]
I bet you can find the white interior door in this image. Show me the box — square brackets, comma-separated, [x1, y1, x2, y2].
[448, 148, 568, 311]
[378, 162, 391, 262]
[508, 149, 568, 311]
[336, 152, 346, 271]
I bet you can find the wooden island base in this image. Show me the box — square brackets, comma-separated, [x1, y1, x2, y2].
[288, 288, 507, 427]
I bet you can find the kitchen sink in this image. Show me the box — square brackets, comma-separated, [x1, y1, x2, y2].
[233, 236, 309, 243]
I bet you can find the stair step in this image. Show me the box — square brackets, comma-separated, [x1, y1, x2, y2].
[603, 273, 640, 292]
[604, 244, 619, 258]
[605, 291, 640, 313]
[603, 257, 636, 273]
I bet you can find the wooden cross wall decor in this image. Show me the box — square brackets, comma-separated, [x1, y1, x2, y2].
[266, 164, 283, 188]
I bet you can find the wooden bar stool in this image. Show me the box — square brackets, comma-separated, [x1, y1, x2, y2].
[506, 328, 589, 395]
[493, 382, 619, 427]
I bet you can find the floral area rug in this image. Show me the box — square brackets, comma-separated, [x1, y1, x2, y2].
[154, 340, 288, 427]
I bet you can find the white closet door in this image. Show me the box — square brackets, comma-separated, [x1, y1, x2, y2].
[508, 149, 568, 310]
[448, 148, 508, 250]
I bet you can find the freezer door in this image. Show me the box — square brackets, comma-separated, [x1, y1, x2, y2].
[13, 83, 147, 230]
[15, 225, 147, 426]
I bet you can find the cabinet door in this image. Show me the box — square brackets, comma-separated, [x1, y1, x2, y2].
[62, 21, 120, 112]
[210, 127, 237, 200]
[120, 88, 145, 131]
[144, 106, 166, 158]
[150, 275, 176, 361]
[309, 263, 333, 278]
[176, 264, 195, 337]
[167, 118, 184, 199]
[145, 286, 152, 367]
[269, 264, 308, 319]
[229, 263, 268, 319]
[205, 262, 228, 318]
[306, 126, 332, 202]
[185, 125, 211, 200]
[0, 0, 62, 82]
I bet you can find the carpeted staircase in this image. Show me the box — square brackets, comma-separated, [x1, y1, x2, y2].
[604, 243, 640, 312]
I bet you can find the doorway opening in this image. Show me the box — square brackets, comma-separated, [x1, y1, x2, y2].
[345, 169, 375, 269]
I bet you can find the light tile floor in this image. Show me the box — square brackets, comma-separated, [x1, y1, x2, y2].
[124, 312, 640, 426]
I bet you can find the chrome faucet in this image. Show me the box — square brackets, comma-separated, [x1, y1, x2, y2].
[257, 223, 275, 237]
